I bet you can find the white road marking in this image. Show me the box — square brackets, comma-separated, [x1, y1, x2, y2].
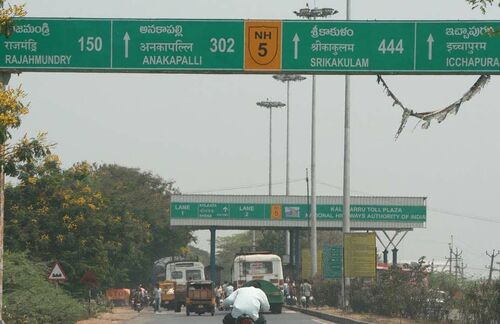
[312, 319, 330, 324]
[283, 310, 297, 313]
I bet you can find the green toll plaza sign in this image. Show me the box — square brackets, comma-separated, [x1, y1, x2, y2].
[0, 18, 498, 74]
[171, 202, 426, 222]
[171, 195, 426, 229]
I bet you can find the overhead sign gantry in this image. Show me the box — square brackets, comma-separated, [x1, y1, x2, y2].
[1, 18, 499, 74]
[170, 195, 427, 230]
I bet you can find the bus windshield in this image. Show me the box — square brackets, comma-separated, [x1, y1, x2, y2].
[186, 269, 202, 280]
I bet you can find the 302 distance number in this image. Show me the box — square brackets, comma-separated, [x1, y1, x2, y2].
[209, 38, 235, 53]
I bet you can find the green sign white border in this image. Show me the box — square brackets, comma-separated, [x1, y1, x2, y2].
[170, 194, 426, 230]
[1, 18, 499, 75]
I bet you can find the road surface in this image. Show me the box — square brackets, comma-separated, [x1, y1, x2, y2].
[126, 307, 337, 324]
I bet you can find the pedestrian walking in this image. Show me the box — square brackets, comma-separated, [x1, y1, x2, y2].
[153, 283, 162, 312]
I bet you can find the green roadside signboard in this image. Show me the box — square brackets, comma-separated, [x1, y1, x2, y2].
[0, 18, 498, 74]
[171, 202, 426, 222]
[323, 245, 343, 280]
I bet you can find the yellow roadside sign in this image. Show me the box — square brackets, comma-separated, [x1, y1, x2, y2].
[344, 232, 376, 278]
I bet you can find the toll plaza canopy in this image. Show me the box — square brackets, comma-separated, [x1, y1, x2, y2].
[170, 195, 427, 230]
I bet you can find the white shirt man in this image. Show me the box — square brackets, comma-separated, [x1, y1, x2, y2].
[223, 284, 270, 324]
[224, 283, 234, 296]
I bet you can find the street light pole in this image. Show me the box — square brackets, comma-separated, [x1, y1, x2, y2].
[257, 100, 285, 195]
[256, 99, 285, 250]
[272, 74, 306, 256]
[342, 0, 352, 310]
[294, 5, 338, 279]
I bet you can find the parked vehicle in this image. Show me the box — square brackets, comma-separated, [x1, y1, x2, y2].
[232, 252, 284, 314]
[185, 280, 216, 316]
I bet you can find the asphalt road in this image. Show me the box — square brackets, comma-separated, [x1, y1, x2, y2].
[126, 307, 337, 324]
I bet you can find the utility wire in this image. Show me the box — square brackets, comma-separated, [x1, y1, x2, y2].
[186, 178, 304, 194]
[188, 179, 500, 224]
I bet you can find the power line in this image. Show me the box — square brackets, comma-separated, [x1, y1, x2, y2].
[186, 178, 304, 194]
[319, 181, 500, 224]
[430, 207, 500, 224]
[189, 179, 500, 224]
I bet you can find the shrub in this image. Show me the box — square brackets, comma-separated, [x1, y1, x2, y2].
[313, 280, 341, 307]
[3, 251, 86, 323]
[458, 280, 500, 323]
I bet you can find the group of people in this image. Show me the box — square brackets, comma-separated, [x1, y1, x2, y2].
[283, 278, 314, 308]
[130, 284, 163, 313]
[215, 281, 234, 309]
[128, 277, 313, 322]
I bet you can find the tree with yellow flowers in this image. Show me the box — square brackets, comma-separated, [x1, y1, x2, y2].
[0, 2, 52, 322]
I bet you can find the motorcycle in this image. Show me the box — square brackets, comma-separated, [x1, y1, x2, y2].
[133, 297, 144, 312]
[235, 314, 255, 324]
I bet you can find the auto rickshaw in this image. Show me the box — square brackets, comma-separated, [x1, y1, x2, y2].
[185, 280, 216, 316]
[159, 280, 176, 310]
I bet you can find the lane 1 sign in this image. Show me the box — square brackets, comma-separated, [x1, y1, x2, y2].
[0, 18, 498, 74]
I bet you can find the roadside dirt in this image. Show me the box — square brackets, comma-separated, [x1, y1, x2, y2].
[76, 307, 140, 324]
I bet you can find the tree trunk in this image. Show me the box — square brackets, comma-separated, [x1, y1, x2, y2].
[0, 71, 11, 323]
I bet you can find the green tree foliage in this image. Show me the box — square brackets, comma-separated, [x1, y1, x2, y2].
[186, 245, 210, 266]
[216, 232, 252, 282]
[5, 160, 193, 292]
[90, 164, 193, 285]
[3, 251, 86, 323]
[256, 230, 286, 257]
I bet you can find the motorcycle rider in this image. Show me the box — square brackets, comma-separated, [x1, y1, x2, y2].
[222, 281, 270, 324]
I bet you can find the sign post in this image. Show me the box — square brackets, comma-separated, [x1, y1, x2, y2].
[48, 261, 67, 288]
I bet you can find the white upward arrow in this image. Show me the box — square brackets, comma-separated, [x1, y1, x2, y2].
[427, 34, 434, 61]
[293, 33, 300, 60]
[123, 32, 130, 58]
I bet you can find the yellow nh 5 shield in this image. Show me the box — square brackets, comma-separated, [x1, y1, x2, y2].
[245, 20, 282, 71]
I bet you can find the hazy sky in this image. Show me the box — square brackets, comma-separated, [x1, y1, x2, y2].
[5, 0, 500, 278]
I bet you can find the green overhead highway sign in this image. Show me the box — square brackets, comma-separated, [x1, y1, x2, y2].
[172, 202, 426, 222]
[170, 195, 427, 230]
[1, 18, 498, 74]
